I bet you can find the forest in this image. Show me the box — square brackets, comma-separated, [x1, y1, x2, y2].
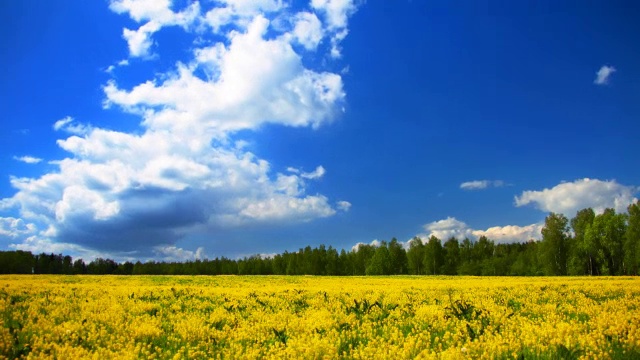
[1, 201, 638, 276]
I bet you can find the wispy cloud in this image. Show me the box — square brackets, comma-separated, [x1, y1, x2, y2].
[301, 166, 326, 180]
[53, 116, 73, 131]
[53, 116, 91, 135]
[460, 180, 505, 190]
[13, 156, 43, 164]
[594, 65, 616, 85]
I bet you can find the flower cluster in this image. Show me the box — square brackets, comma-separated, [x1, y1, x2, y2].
[1, 276, 639, 359]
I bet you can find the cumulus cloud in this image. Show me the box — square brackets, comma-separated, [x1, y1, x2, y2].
[420, 217, 541, 244]
[422, 217, 476, 242]
[351, 239, 381, 252]
[0, 217, 37, 238]
[0, 0, 360, 260]
[312, 0, 357, 30]
[104, 17, 345, 134]
[350, 238, 412, 252]
[110, 0, 200, 58]
[13, 156, 42, 164]
[311, 0, 357, 58]
[203, 0, 284, 33]
[460, 180, 505, 190]
[476, 223, 543, 244]
[291, 12, 324, 50]
[515, 178, 637, 216]
[594, 65, 616, 85]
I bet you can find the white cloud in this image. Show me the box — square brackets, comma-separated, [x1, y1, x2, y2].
[594, 65, 616, 85]
[311, 0, 356, 30]
[422, 217, 476, 241]
[351, 239, 380, 252]
[53, 116, 91, 135]
[0, 217, 37, 238]
[109, 0, 175, 22]
[55, 186, 121, 222]
[106, 59, 131, 73]
[515, 178, 637, 216]
[291, 12, 324, 50]
[53, 116, 74, 131]
[301, 165, 326, 179]
[460, 180, 505, 190]
[110, 0, 200, 58]
[13, 156, 43, 164]
[122, 22, 161, 58]
[203, 0, 284, 33]
[1, 1, 359, 259]
[336, 200, 351, 211]
[311, 0, 357, 58]
[420, 217, 541, 244]
[474, 223, 543, 244]
[350, 238, 413, 252]
[153, 245, 206, 262]
[239, 194, 335, 222]
[104, 16, 345, 135]
[9, 235, 100, 260]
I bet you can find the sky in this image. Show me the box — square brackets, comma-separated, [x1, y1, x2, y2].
[1, 0, 639, 262]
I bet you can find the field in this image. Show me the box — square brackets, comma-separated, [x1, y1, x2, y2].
[1, 276, 639, 359]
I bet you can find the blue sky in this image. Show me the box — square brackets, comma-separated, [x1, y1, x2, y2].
[1, 0, 639, 261]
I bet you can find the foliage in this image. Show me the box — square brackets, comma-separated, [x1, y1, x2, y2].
[541, 213, 570, 275]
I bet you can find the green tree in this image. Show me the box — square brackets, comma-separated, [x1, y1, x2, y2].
[441, 237, 460, 275]
[569, 208, 596, 275]
[325, 246, 340, 275]
[366, 242, 391, 275]
[423, 236, 443, 275]
[407, 237, 424, 274]
[388, 238, 408, 274]
[541, 213, 570, 275]
[625, 201, 640, 275]
[458, 238, 480, 275]
[353, 244, 375, 275]
[587, 208, 627, 275]
[474, 236, 495, 275]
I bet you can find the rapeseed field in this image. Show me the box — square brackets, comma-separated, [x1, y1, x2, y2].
[1, 276, 639, 359]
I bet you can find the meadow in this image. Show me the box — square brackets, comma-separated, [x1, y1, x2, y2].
[1, 276, 639, 359]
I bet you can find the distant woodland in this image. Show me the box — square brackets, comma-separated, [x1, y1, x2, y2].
[1, 201, 639, 276]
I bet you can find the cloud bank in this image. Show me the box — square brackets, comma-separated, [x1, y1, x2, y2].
[0, 0, 360, 261]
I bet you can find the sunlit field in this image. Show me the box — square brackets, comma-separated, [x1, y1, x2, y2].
[1, 276, 639, 359]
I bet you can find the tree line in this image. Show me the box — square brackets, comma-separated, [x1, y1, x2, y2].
[1, 201, 638, 276]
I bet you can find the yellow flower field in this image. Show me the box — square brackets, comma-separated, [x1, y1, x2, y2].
[1, 276, 639, 359]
